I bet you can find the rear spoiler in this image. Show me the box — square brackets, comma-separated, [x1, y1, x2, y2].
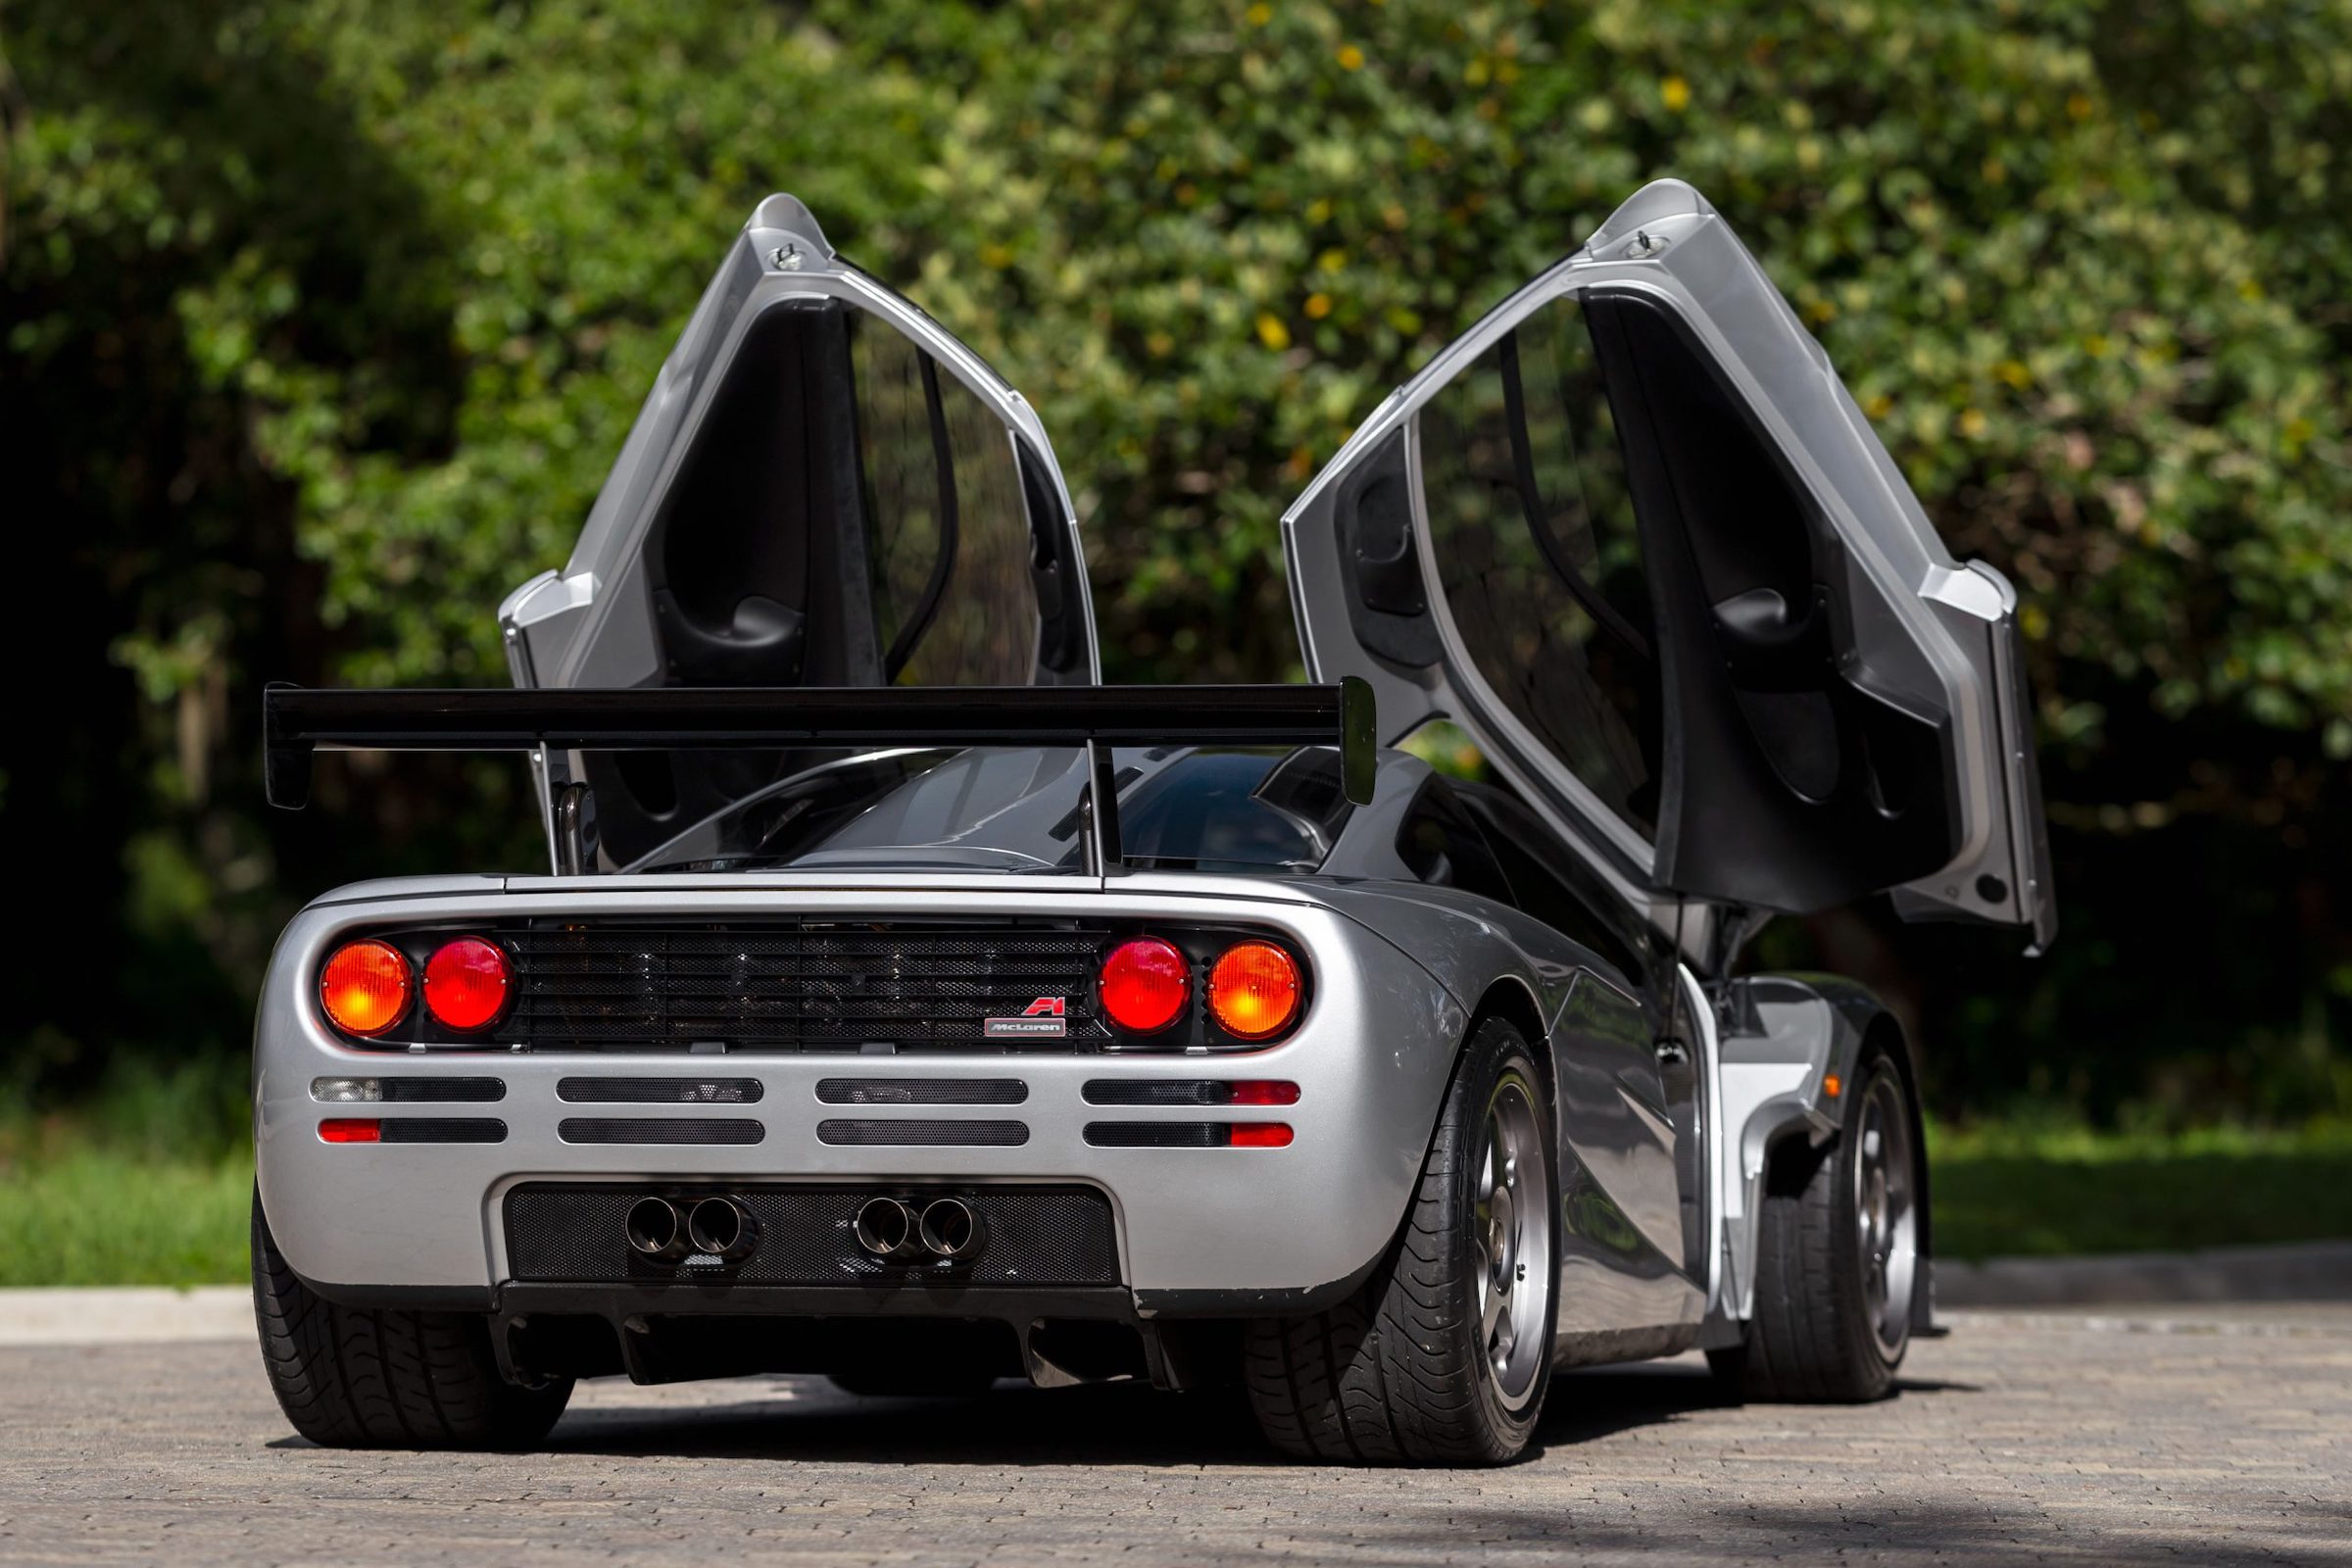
[263, 678, 1377, 869]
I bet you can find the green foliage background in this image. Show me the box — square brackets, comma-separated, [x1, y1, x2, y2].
[4, 0, 2348, 1132]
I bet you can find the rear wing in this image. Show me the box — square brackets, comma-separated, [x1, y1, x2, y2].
[262, 678, 1377, 871]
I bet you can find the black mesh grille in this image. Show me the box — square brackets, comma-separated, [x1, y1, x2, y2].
[815, 1078, 1029, 1105]
[557, 1077, 764, 1104]
[816, 1119, 1029, 1147]
[503, 1183, 1120, 1287]
[558, 1117, 764, 1146]
[502, 921, 1111, 1053]
[380, 1078, 507, 1103]
[379, 1118, 507, 1144]
[1084, 1121, 1228, 1148]
[1084, 1080, 1243, 1106]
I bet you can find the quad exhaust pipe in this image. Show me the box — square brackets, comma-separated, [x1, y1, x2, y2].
[624, 1195, 758, 1263]
[854, 1196, 986, 1262]
[627, 1192, 980, 1266]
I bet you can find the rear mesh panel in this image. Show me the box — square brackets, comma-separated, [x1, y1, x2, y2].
[558, 1117, 764, 1146]
[378, 1118, 507, 1144]
[815, 1077, 1029, 1105]
[501, 921, 1114, 1053]
[379, 1078, 507, 1103]
[503, 1183, 1121, 1287]
[557, 1077, 765, 1104]
[816, 1119, 1029, 1147]
[1084, 1121, 1227, 1148]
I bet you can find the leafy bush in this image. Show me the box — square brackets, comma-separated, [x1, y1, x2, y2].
[3, 0, 2346, 1123]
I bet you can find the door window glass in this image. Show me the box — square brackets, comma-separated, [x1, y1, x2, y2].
[1415, 295, 1664, 837]
[850, 318, 1040, 686]
[1394, 777, 1517, 907]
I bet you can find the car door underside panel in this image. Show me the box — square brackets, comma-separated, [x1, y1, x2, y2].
[1586, 292, 1961, 913]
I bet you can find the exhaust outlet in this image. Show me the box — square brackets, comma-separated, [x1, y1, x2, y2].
[623, 1196, 689, 1263]
[918, 1198, 984, 1260]
[687, 1196, 758, 1260]
[853, 1196, 922, 1259]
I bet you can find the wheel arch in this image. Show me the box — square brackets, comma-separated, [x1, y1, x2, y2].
[1468, 974, 1549, 1062]
[1712, 971, 1935, 1337]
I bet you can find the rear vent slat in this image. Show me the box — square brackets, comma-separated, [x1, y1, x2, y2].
[1085, 1122, 1228, 1148]
[814, 1078, 1029, 1106]
[379, 1078, 507, 1103]
[379, 1118, 508, 1144]
[557, 1077, 764, 1104]
[558, 1118, 764, 1145]
[815, 1119, 1030, 1147]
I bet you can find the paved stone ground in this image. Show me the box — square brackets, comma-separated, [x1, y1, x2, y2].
[1, 1306, 2346, 1566]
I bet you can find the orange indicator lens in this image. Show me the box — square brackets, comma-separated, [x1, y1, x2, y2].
[319, 940, 413, 1037]
[1207, 941, 1301, 1040]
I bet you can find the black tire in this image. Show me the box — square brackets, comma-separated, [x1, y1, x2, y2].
[1708, 1042, 1921, 1402]
[251, 1192, 572, 1448]
[1244, 1016, 1557, 1465]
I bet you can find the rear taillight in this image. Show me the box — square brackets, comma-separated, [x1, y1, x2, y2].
[1207, 940, 1301, 1040]
[319, 940, 412, 1037]
[1099, 937, 1190, 1034]
[423, 937, 511, 1032]
[318, 1118, 381, 1144]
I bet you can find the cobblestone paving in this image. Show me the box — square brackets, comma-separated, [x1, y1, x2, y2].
[1, 1306, 2346, 1566]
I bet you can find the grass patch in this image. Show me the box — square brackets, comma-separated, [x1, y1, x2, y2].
[1929, 1119, 2352, 1260]
[0, 1055, 252, 1286]
[0, 1148, 253, 1287]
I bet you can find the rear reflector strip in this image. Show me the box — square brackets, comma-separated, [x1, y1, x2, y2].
[815, 1078, 1029, 1106]
[1082, 1080, 1299, 1106]
[1083, 1121, 1294, 1149]
[318, 1117, 506, 1144]
[557, 1077, 763, 1104]
[557, 1118, 764, 1146]
[815, 1119, 1030, 1148]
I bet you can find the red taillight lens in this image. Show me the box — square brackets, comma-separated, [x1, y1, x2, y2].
[319, 940, 413, 1037]
[318, 1118, 381, 1144]
[423, 937, 511, 1032]
[1229, 1122, 1295, 1148]
[1100, 938, 1190, 1034]
[1207, 941, 1301, 1040]
[1227, 1080, 1300, 1105]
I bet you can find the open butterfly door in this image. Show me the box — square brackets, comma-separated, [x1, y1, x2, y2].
[497, 196, 1098, 869]
[1285, 179, 2054, 950]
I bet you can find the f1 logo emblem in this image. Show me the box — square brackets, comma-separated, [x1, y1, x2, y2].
[1022, 996, 1068, 1017]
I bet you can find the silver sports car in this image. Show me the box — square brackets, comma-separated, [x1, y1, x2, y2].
[250, 179, 2054, 1465]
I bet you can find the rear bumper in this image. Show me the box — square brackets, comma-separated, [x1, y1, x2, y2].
[254, 879, 1469, 1314]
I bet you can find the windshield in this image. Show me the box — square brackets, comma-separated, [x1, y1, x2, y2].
[621, 745, 1357, 876]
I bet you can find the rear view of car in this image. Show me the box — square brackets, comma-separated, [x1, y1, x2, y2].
[251, 181, 2054, 1464]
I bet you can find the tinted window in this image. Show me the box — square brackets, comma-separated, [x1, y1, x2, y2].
[1119, 747, 1355, 872]
[1416, 295, 1664, 837]
[1460, 784, 1643, 985]
[851, 318, 1041, 686]
[623, 745, 1352, 876]
[1395, 778, 1516, 907]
